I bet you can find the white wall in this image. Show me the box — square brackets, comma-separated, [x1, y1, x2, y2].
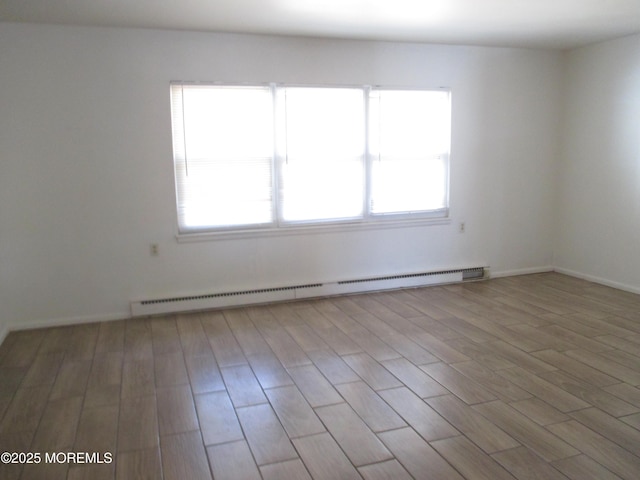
[0, 22, 562, 329]
[555, 33, 640, 293]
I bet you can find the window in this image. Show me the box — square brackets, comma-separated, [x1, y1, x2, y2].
[171, 85, 273, 230]
[277, 87, 365, 223]
[369, 89, 450, 215]
[170, 84, 450, 235]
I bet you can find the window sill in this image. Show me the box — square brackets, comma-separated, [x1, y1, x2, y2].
[176, 215, 452, 243]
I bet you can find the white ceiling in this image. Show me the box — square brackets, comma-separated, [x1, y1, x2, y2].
[1, 0, 639, 49]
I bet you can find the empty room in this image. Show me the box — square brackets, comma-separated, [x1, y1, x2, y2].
[1, 0, 640, 479]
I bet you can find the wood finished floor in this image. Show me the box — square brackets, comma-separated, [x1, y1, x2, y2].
[1, 273, 640, 479]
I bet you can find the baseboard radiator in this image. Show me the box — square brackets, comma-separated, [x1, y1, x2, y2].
[130, 266, 488, 317]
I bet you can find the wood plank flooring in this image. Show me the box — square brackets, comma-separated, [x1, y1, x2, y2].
[1, 273, 640, 479]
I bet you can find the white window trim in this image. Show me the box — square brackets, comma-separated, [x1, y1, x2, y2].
[170, 82, 451, 240]
[176, 215, 451, 243]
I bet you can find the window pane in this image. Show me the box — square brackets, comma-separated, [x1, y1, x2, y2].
[177, 158, 273, 229]
[278, 87, 365, 222]
[371, 157, 447, 213]
[183, 86, 273, 159]
[281, 157, 363, 221]
[171, 85, 274, 231]
[369, 89, 450, 214]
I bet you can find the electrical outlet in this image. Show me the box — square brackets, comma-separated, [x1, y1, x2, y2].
[459, 222, 465, 233]
[150, 244, 159, 256]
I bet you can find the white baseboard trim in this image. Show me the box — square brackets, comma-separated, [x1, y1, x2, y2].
[131, 267, 486, 317]
[2, 265, 637, 342]
[554, 267, 640, 295]
[7, 311, 130, 334]
[490, 266, 555, 278]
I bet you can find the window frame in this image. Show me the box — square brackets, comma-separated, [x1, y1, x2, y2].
[367, 87, 451, 219]
[275, 84, 368, 226]
[170, 82, 452, 241]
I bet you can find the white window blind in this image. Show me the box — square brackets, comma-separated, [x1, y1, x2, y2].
[369, 89, 450, 215]
[170, 84, 451, 235]
[171, 84, 274, 232]
[277, 87, 365, 223]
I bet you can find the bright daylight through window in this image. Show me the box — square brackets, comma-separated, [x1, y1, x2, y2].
[170, 84, 450, 234]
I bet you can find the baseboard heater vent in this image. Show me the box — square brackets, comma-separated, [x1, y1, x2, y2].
[339, 267, 486, 284]
[131, 266, 487, 317]
[462, 267, 486, 280]
[139, 283, 323, 306]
